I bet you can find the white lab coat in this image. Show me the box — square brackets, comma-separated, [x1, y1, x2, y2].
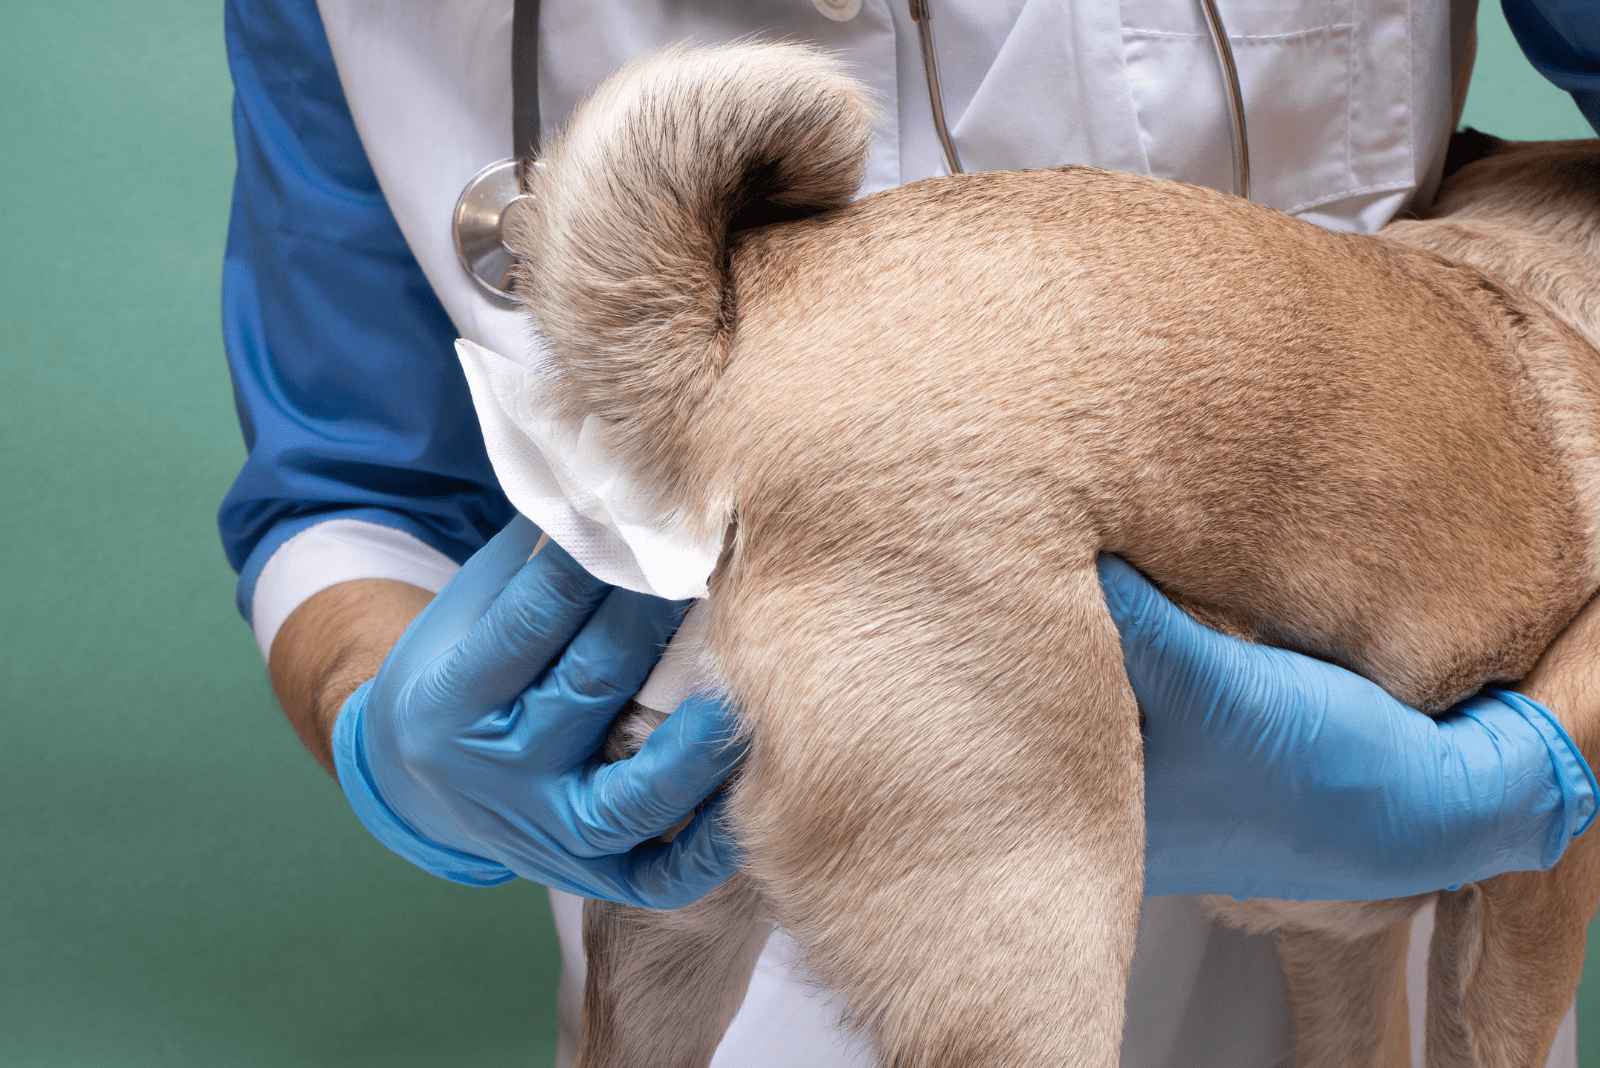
[263, 1, 1579, 1063]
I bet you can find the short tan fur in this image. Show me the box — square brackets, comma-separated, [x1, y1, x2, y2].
[508, 43, 1600, 1068]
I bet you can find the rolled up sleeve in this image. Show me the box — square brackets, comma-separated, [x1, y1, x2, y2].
[218, 0, 513, 640]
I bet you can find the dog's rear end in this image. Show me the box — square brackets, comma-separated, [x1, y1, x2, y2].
[510, 45, 1600, 1068]
[517, 46, 1145, 1066]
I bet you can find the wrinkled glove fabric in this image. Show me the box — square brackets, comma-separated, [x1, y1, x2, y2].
[333, 514, 744, 908]
[1098, 555, 1598, 901]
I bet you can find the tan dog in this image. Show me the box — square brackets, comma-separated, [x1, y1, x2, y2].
[507, 42, 1600, 1068]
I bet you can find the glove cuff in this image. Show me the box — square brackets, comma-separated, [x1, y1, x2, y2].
[332, 679, 517, 888]
[1486, 688, 1599, 855]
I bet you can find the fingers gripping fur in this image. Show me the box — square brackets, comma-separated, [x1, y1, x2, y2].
[508, 43, 875, 479]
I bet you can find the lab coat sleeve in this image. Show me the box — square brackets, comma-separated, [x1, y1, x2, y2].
[1502, 0, 1600, 133]
[217, 0, 514, 651]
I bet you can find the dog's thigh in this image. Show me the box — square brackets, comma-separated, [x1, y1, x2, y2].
[720, 563, 1145, 1068]
[1427, 831, 1600, 1068]
[579, 874, 772, 1068]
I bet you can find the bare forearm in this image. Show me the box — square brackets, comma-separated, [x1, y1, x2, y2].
[1515, 594, 1600, 760]
[268, 578, 435, 777]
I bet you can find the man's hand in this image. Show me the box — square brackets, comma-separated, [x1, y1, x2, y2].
[290, 515, 742, 907]
[1098, 555, 1598, 901]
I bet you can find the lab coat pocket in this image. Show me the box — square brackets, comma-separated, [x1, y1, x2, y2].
[1120, 0, 1414, 230]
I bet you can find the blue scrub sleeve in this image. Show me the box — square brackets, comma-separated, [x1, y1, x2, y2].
[218, 0, 514, 623]
[1503, 0, 1600, 133]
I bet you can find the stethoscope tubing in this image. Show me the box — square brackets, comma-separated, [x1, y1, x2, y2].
[908, 0, 964, 176]
[914, 0, 1249, 195]
[455, 0, 1254, 301]
[1196, 0, 1251, 199]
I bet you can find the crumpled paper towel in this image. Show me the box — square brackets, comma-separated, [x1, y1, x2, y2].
[456, 338, 722, 601]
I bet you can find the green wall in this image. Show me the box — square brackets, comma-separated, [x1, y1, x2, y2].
[0, 3, 559, 1065]
[0, 2, 1592, 1065]
[1464, 1, 1593, 140]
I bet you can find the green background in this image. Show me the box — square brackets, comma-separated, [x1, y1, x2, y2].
[0, 2, 1593, 1065]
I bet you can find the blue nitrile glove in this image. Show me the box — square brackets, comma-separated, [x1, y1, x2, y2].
[331, 514, 744, 908]
[1097, 555, 1598, 901]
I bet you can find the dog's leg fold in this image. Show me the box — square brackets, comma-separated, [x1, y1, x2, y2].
[1427, 830, 1600, 1068]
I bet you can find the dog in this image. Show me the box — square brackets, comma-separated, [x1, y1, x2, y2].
[505, 42, 1600, 1068]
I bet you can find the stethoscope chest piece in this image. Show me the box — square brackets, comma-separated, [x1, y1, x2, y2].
[452, 157, 539, 304]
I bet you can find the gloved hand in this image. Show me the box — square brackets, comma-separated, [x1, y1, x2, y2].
[1097, 555, 1598, 900]
[332, 514, 744, 908]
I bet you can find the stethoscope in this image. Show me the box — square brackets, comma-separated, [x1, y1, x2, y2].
[453, 0, 1251, 304]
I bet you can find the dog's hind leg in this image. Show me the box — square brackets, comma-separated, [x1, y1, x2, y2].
[1426, 831, 1600, 1068]
[1203, 896, 1429, 1068]
[716, 560, 1145, 1068]
[1426, 605, 1600, 1068]
[578, 874, 772, 1068]
[576, 702, 773, 1068]
[1275, 916, 1416, 1068]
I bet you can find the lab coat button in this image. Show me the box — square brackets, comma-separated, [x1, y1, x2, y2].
[811, 0, 861, 21]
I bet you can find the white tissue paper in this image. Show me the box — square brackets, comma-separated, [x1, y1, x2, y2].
[455, 338, 722, 602]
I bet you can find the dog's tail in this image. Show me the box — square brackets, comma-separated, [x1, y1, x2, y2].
[510, 42, 874, 464]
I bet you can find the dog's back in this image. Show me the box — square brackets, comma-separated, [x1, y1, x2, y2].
[701, 166, 1600, 710]
[513, 44, 1600, 1068]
